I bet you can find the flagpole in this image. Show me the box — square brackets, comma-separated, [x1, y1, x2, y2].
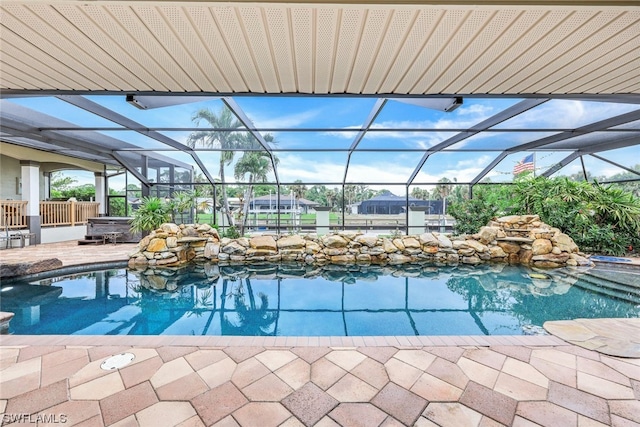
[533, 152, 536, 177]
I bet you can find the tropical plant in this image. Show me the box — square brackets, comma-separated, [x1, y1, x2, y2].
[187, 107, 244, 226]
[129, 196, 171, 233]
[234, 133, 278, 234]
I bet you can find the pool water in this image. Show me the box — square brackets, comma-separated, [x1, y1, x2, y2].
[2, 263, 638, 336]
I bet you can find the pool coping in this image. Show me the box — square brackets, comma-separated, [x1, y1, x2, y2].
[0, 333, 568, 348]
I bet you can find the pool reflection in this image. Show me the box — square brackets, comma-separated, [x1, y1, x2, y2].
[1, 263, 638, 336]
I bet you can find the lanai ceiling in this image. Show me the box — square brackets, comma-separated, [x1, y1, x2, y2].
[1, 0, 639, 187]
[1, 0, 639, 95]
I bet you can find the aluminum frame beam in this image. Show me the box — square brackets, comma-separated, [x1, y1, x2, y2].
[406, 98, 549, 185]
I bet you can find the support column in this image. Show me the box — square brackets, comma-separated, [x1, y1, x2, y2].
[315, 207, 331, 236]
[21, 160, 41, 244]
[408, 206, 427, 235]
[43, 172, 51, 200]
[94, 172, 106, 216]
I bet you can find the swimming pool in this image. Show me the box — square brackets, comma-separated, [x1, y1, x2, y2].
[1, 263, 638, 336]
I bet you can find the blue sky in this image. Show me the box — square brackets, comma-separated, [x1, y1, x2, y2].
[9, 95, 640, 192]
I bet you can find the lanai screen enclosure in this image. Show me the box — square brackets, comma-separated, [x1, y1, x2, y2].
[1, 1, 639, 236]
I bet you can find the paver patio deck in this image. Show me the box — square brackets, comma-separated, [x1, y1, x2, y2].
[1, 242, 639, 426]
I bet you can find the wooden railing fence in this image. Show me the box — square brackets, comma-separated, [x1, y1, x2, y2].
[2, 200, 101, 228]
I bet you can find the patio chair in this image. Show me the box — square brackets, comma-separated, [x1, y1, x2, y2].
[1, 224, 24, 249]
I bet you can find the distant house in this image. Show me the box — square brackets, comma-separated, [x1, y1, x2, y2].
[358, 191, 443, 215]
[249, 194, 320, 214]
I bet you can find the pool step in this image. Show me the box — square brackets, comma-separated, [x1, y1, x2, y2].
[565, 270, 640, 305]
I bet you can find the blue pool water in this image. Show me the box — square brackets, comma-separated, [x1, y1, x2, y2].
[1, 263, 638, 336]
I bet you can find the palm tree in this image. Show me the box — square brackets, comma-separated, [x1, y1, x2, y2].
[187, 107, 244, 226]
[234, 150, 277, 234]
[222, 279, 278, 336]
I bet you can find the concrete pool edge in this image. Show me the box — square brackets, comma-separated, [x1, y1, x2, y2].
[0, 333, 568, 348]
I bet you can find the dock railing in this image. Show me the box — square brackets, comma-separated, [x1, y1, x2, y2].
[39, 201, 100, 227]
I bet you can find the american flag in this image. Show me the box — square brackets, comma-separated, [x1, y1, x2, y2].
[513, 154, 535, 175]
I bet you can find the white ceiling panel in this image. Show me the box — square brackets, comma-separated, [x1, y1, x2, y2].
[0, 1, 639, 95]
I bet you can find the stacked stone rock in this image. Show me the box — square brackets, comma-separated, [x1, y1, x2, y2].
[128, 215, 593, 269]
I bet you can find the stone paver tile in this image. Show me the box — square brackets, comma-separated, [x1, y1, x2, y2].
[414, 417, 439, 427]
[422, 402, 483, 427]
[232, 402, 291, 427]
[35, 399, 100, 427]
[530, 356, 577, 388]
[0, 348, 20, 365]
[325, 350, 367, 371]
[255, 350, 298, 371]
[610, 414, 640, 427]
[211, 415, 240, 427]
[326, 373, 379, 402]
[69, 358, 112, 388]
[426, 357, 469, 389]
[384, 358, 422, 389]
[557, 345, 600, 361]
[632, 379, 640, 400]
[156, 346, 198, 363]
[494, 372, 548, 401]
[599, 356, 640, 381]
[0, 356, 40, 384]
[411, 373, 464, 402]
[279, 416, 305, 427]
[87, 346, 134, 362]
[356, 347, 398, 364]
[73, 414, 107, 427]
[242, 373, 293, 401]
[459, 381, 518, 426]
[512, 415, 544, 426]
[577, 371, 635, 399]
[393, 349, 436, 371]
[502, 358, 549, 388]
[479, 415, 507, 427]
[123, 348, 159, 367]
[197, 357, 237, 389]
[531, 349, 576, 370]
[17, 346, 64, 362]
[185, 349, 228, 371]
[0, 371, 40, 399]
[135, 401, 196, 427]
[424, 347, 465, 363]
[156, 371, 209, 401]
[191, 382, 248, 426]
[0, 399, 6, 413]
[311, 358, 347, 390]
[41, 354, 90, 387]
[119, 355, 163, 389]
[275, 358, 310, 390]
[458, 357, 500, 389]
[177, 415, 206, 427]
[314, 417, 340, 427]
[609, 400, 640, 424]
[577, 357, 633, 385]
[99, 381, 158, 426]
[230, 357, 270, 389]
[149, 357, 194, 389]
[329, 403, 387, 427]
[547, 381, 610, 425]
[577, 415, 608, 427]
[490, 346, 532, 363]
[463, 348, 507, 371]
[371, 382, 427, 426]
[5, 379, 68, 420]
[222, 347, 265, 363]
[70, 371, 125, 400]
[291, 347, 330, 364]
[281, 382, 339, 427]
[351, 357, 389, 390]
[41, 348, 87, 368]
[109, 415, 139, 427]
[516, 401, 577, 427]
